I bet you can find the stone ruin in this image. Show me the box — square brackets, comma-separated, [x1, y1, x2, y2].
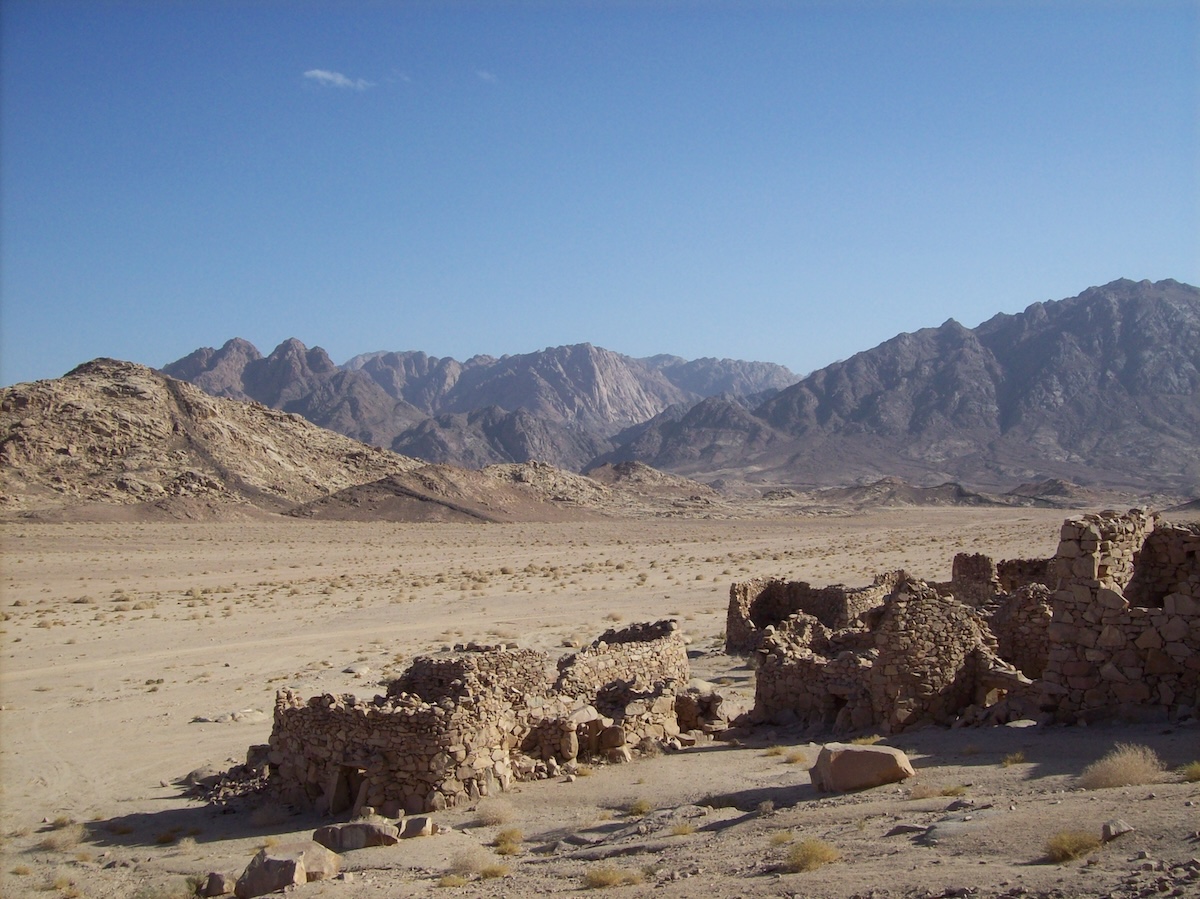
[248, 510, 1198, 820]
[733, 509, 1199, 734]
[263, 620, 726, 817]
[1041, 510, 1200, 722]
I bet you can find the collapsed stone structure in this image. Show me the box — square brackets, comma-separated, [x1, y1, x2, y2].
[736, 509, 1199, 733]
[264, 620, 716, 816]
[726, 571, 906, 654]
[1041, 511, 1200, 722]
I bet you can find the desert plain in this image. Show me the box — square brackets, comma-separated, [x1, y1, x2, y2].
[1, 508, 1198, 899]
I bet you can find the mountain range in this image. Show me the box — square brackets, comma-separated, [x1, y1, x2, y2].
[159, 279, 1200, 495]
[163, 341, 796, 471]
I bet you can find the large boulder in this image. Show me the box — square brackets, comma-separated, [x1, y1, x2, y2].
[810, 743, 915, 792]
[312, 821, 400, 851]
[234, 841, 340, 898]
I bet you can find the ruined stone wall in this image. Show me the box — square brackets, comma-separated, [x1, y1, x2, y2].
[268, 623, 692, 816]
[986, 585, 1053, 679]
[951, 553, 999, 607]
[1125, 523, 1200, 608]
[387, 646, 550, 704]
[752, 578, 1029, 734]
[752, 613, 876, 732]
[996, 558, 1053, 594]
[867, 583, 1009, 731]
[726, 572, 901, 654]
[554, 620, 688, 708]
[267, 689, 518, 818]
[1042, 510, 1200, 722]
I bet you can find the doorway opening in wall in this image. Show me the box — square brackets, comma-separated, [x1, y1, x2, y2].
[330, 766, 366, 816]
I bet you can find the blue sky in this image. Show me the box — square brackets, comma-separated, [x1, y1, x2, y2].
[2, 0, 1197, 386]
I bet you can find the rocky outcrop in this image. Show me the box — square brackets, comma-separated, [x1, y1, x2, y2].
[0, 359, 421, 515]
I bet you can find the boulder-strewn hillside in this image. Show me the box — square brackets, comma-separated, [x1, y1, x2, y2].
[614, 279, 1200, 493]
[0, 359, 422, 517]
[165, 341, 797, 470]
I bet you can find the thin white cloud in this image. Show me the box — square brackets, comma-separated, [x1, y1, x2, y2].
[475, 69, 498, 83]
[303, 69, 374, 91]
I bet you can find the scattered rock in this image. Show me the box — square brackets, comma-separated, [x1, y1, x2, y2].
[398, 816, 436, 839]
[810, 743, 916, 792]
[312, 821, 399, 851]
[1102, 819, 1134, 842]
[234, 840, 340, 899]
[200, 871, 234, 897]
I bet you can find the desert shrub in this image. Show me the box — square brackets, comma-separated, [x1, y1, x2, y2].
[762, 745, 784, 757]
[479, 863, 510, 879]
[757, 799, 775, 817]
[437, 874, 469, 887]
[474, 799, 514, 826]
[583, 865, 644, 888]
[1178, 761, 1200, 783]
[36, 824, 83, 851]
[769, 830, 794, 846]
[850, 735, 883, 745]
[1002, 751, 1027, 767]
[785, 838, 840, 872]
[493, 828, 523, 855]
[784, 749, 809, 765]
[448, 847, 491, 876]
[1077, 743, 1165, 790]
[626, 798, 653, 817]
[1044, 829, 1100, 863]
[669, 822, 696, 836]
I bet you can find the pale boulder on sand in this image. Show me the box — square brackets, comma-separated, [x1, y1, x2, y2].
[233, 840, 341, 899]
[810, 743, 916, 792]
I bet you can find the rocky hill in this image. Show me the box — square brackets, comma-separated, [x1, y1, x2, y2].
[165, 341, 797, 470]
[0, 359, 422, 518]
[611, 279, 1200, 494]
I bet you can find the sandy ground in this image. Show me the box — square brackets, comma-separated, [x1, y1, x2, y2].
[1, 509, 1198, 899]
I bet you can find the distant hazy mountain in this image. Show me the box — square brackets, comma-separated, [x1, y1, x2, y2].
[165, 341, 797, 469]
[611, 279, 1200, 493]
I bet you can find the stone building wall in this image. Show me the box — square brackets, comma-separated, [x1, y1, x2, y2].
[555, 620, 689, 707]
[266, 621, 692, 816]
[996, 558, 1053, 594]
[726, 571, 902, 654]
[950, 553, 999, 606]
[985, 585, 1054, 679]
[387, 645, 550, 704]
[1041, 510, 1200, 722]
[752, 577, 1034, 734]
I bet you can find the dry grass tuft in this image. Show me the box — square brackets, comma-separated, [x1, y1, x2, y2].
[783, 749, 809, 765]
[448, 846, 491, 876]
[669, 822, 696, 836]
[769, 830, 794, 846]
[1044, 829, 1101, 863]
[583, 865, 645, 888]
[36, 824, 84, 852]
[479, 863, 510, 879]
[850, 734, 883, 745]
[762, 745, 785, 757]
[1002, 750, 1027, 767]
[437, 874, 469, 887]
[1078, 743, 1165, 790]
[1178, 760, 1200, 783]
[474, 799, 515, 827]
[493, 828, 523, 855]
[785, 838, 841, 872]
[626, 798, 653, 817]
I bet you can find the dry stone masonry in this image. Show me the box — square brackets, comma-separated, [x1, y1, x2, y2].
[738, 508, 1198, 734]
[1041, 511, 1200, 722]
[265, 621, 706, 816]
